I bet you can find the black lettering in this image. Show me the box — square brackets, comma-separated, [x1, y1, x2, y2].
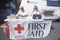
[34, 23, 39, 30]
[28, 24, 30, 30]
[38, 23, 46, 29]
[39, 23, 42, 29]
[31, 31, 34, 37]
[43, 23, 46, 29]
[36, 30, 38, 37]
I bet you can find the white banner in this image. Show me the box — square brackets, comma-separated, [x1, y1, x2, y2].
[8, 19, 52, 39]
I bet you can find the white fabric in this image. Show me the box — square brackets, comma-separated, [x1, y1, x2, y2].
[16, 10, 28, 19]
[30, 11, 42, 17]
[33, 11, 40, 14]
[7, 19, 52, 40]
[16, 11, 28, 16]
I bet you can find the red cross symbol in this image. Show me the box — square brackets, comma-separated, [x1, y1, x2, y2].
[14, 24, 24, 34]
[27, 0, 30, 3]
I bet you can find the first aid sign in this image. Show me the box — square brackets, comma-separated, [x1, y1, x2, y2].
[8, 19, 52, 39]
